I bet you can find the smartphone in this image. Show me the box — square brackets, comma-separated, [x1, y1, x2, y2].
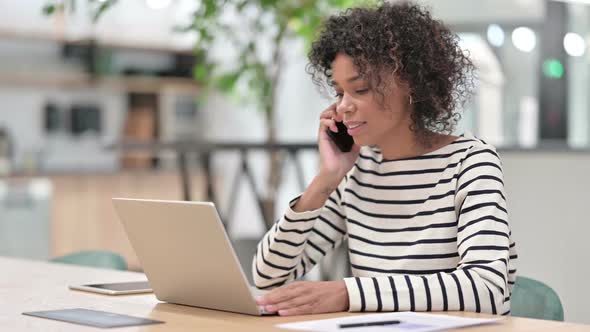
[326, 121, 354, 152]
[69, 281, 152, 295]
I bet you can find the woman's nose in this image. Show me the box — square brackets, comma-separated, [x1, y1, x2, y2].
[336, 96, 355, 115]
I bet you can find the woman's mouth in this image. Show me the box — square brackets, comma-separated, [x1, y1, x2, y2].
[345, 121, 367, 136]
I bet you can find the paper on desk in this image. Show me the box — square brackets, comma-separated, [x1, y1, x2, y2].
[277, 312, 500, 332]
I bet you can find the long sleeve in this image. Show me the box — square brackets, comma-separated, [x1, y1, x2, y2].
[343, 145, 514, 314]
[253, 179, 348, 289]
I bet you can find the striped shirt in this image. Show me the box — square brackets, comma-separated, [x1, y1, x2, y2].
[253, 134, 517, 315]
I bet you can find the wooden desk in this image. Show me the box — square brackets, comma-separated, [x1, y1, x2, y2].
[2, 257, 588, 331]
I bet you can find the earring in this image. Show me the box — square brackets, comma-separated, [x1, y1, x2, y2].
[409, 96, 413, 105]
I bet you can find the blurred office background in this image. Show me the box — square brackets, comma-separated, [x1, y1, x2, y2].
[0, 0, 589, 324]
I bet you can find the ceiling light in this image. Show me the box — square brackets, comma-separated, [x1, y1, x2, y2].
[512, 27, 536, 52]
[563, 32, 586, 56]
[487, 24, 505, 47]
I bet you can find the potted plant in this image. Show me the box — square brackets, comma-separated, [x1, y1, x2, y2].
[43, 0, 363, 228]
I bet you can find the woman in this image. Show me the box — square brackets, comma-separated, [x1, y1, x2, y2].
[254, 1, 517, 316]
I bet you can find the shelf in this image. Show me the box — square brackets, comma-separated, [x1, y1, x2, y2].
[0, 28, 194, 56]
[0, 72, 200, 93]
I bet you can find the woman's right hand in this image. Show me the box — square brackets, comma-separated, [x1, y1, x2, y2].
[317, 103, 361, 187]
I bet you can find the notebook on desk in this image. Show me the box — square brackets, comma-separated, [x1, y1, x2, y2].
[112, 198, 270, 316]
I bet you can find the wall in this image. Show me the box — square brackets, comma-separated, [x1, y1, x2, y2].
[501, 151, 590, 324]
[567, 4, 590, 148]
[0, 0, 198, 49]
[422, 0, 544, 24]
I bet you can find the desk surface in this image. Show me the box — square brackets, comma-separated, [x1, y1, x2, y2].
[2, 257, 588, 331]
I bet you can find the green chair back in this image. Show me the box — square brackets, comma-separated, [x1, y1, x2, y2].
[511, 276, 564, 321]
[51, 250, 127, 271]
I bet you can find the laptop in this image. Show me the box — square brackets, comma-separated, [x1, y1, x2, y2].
[112, 198, 269, 316]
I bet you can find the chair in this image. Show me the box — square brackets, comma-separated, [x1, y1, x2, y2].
[51, 250, 127, 271]
[511, 276, 564, 321]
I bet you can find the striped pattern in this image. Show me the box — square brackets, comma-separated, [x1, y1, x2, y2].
[253, 134, 517, 315]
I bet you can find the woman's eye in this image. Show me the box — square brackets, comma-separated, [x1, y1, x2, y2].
[356, 88, 369, 94]
[334, 92, 343, 98]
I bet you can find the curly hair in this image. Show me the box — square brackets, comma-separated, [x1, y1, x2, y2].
[307, 1, 475, 143]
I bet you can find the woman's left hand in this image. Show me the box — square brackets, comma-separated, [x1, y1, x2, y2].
[256, 281, 349, 316]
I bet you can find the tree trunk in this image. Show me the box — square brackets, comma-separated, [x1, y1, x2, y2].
[261, 118, 281, 229]
[260, 25, 287, 230]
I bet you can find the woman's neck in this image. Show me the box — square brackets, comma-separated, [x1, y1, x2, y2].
[378, 131, 455, 160]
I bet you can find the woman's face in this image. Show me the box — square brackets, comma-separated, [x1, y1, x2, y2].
[331, 53, 413, 148]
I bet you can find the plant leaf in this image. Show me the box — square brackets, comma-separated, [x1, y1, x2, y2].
[215, 71, 242, 93]
[42, 4, 56, 15]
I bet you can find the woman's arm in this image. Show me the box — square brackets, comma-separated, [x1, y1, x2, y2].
[252, 176, 349, 289]
[254, 103, 361, 289]
[292, 176, 340, 212]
